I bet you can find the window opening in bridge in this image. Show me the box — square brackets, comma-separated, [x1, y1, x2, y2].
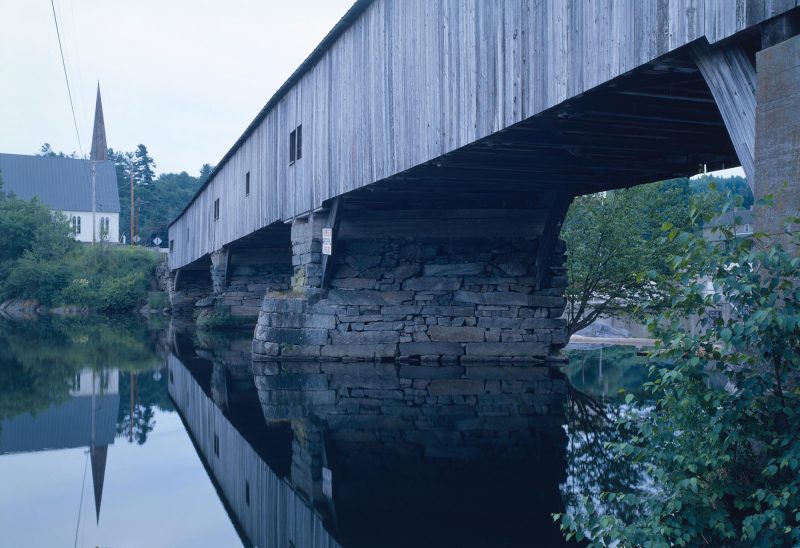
[214, 198, 220, 221]
[289, 124, 302, 165]
[169, 239, 174, 252]
[214, 433, 219, 457]
[245, 172, 250, 196]
[169, 370, 173, 383]
[245, 481, 250, 506]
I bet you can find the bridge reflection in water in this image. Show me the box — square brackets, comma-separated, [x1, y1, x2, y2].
[169, 333, 570, 548]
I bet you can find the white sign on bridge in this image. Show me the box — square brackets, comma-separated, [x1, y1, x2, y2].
[322, 228, 333, 256]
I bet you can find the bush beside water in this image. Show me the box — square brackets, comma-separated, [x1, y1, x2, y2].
[0, 179, 163, 313]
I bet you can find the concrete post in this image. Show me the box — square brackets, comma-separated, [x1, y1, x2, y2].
[754, 34, 800, 240]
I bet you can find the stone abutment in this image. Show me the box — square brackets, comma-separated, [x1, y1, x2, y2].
[252, 208, 569, 362]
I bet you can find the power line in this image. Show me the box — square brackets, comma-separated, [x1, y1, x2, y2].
[50, 0, 84, 157]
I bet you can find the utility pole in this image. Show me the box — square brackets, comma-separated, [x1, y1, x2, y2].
[136, 196, 141, 246]
[129, 162, 135, 246]
[91, 161, 97, 245]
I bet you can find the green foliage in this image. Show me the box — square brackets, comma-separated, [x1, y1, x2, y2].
[557, 200, 800, 546]
[692, 174, 753, 208]
[134, 144, 156, 185]
[195, 303, 252, 330]
[0, 318, 162, 423]
[36, 142, 78, 158]
[147, 291, 169, 311]
[56, 246, 162, 312]
[108, 146, 206, 246]
[562, 177, 753, 336]
[0, 180, 76, 302]
[565, 346, 650, 399]
[0, 183, 161, 311]
[562, 179, 693, 335]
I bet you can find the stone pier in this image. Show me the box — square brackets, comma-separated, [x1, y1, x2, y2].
[253, 206, 569, 362]
[169, 233, 293, 327]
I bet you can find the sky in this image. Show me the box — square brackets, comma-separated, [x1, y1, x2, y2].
[0, 0, 354, 175]
[0, 410, 242, 547]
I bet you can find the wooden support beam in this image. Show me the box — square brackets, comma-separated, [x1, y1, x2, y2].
[173, 268, 182, 291]
[320, 197, 342, 289]
[690, 40, 756, 190]
[536, 192, 574, 290]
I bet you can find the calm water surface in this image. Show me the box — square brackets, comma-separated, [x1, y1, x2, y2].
[0, 319, 648, 547]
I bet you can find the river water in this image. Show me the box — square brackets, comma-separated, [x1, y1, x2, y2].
[0, 319, 649, 547]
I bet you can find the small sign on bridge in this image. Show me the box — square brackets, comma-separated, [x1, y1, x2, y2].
[322, 227, 333, 256]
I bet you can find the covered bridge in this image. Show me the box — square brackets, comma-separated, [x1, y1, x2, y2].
[168, 0, 800, 361]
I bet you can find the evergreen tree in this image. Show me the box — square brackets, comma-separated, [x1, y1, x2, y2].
[134, 144, 156, 185]
[199, 163, 214, 184]
[36, 143, 77, 158]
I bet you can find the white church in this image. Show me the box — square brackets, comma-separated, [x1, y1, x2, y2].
[0, 86, 120, 243]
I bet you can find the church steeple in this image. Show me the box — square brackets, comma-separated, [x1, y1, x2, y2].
[90, 83, 107, 161]
[90, 445, 108, 524]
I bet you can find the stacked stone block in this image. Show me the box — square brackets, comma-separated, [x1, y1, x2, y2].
[254, 231, 568, 361]
[174, 246, 293, 326]
[168, 268, 213, 318]
[254, 360, 568, 453]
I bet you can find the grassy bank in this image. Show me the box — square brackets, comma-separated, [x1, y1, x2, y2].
[0, 180, 163, 313]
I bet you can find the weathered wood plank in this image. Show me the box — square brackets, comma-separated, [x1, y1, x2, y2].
[690, 40, 757, 189]
[168, 0, 793, 270]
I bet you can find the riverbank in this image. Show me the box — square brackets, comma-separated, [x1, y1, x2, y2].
[0, 245, 168, 318]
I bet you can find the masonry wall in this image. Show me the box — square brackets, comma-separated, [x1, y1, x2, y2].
[253, 211, 568, 361]
[170, 245, 292, 326]
[168, 268, 213, 318]
[207, 247, 293, 323]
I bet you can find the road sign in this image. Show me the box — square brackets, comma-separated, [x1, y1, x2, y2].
[153, 236, 163, 247]
[133, 235, 141, 243]
[322, 227, 333, 255]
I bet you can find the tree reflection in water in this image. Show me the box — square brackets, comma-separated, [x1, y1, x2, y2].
[561, 345, 652, 532]
[0, 317, 168, 444]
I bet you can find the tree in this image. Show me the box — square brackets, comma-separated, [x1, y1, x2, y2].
[557, 201, 800, 546]
[0, 178, 75, 301]
[36, 143, 78, 158]
[561, 179, 695, 336]
[134, 144, 156, 185]
[199, 163, 214, 184]
[108, 146, 204, 245]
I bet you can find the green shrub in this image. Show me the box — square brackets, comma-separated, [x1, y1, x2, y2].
[557, 200, 800, 546]
[96, 272, 149, 312]
[147, 291, 169, 311]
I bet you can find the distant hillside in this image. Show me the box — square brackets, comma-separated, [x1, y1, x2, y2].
[690, 174, 753, 208]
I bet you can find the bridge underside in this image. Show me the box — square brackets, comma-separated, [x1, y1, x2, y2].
[170, 30, 800, 361]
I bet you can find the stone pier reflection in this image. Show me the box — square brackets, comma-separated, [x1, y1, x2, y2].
[169, 329, 570, 547]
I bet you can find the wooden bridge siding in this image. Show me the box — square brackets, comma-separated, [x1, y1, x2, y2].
[169, 0, 798, 270]
[168, 355, 339, 548]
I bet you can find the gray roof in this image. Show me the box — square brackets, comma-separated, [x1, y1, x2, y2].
[0, 393, 119, 454]
[0, 153, 120, 213]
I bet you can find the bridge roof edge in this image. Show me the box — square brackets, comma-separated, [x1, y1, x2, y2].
[168, 0, 375, 228]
